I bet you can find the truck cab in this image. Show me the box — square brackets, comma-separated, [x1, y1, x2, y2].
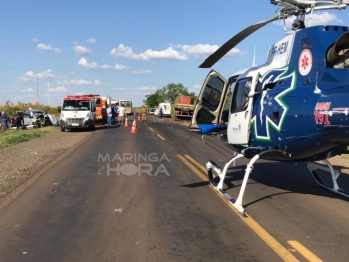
[58, 95, 96, 132]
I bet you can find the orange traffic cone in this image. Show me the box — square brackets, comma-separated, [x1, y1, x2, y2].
[137, 114, 141, 121]
[131, 120, 137, 133]
[125, 117, 128, 127]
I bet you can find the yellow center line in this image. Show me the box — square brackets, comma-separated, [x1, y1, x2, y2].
[148, 127, 153, 131]
[177, 154, 299, 262]
[157, 134, 165, 140]
[184, 155, 207, 173]
[288, 241, 323, 262]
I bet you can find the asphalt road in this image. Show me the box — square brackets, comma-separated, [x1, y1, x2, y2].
[1, 115, 349, 261]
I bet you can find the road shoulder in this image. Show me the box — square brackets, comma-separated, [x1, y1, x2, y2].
[0, 129, 93, 210]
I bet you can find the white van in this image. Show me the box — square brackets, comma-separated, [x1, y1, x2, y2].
[58, 95, 96, 132]
[158, 103, 171, 117]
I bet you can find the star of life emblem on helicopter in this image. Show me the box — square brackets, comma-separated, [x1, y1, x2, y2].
[298, 49, 312, 76]
[251, 68, 296, 141]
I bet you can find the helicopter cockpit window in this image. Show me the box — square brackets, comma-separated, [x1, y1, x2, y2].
[301, 37, 312, 47]
[202, 77, 224, 111]
[231, 77, 252, 113]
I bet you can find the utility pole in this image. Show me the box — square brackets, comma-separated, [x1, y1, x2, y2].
[48, 80, 50, 106]
[36, 71, 38, 104]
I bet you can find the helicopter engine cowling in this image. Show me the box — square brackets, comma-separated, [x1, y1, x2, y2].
[326, 32, 349, 67]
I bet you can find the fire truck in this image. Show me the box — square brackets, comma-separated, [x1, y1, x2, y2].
[85, 94, 109, 124]
[58, 95, 96, 132]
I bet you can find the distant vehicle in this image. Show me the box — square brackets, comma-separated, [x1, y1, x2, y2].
[148, 108, 156, 115]
[158, 102, 171, 117]
[173, 95, 194, 120]
[154, 108, 159, 116]
[119, 99, 132, 115]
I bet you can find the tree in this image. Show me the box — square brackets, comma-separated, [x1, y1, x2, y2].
[144, 91, 163, 108]
[162, 83, 189, 103]
[144, 82, 198, 107]
[188, 92, 197, 104]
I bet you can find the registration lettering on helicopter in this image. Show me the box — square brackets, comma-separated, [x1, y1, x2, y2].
[314, 102, 331, 125]
[315, 102, 331, 111]
[267, 41, 289, 60]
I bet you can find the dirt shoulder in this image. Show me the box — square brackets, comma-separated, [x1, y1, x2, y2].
[0, 129, 93, 204]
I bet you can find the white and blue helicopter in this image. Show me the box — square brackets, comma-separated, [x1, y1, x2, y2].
[189, 0, 349, 214]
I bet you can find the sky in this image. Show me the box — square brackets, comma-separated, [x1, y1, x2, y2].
[1, 0, 349, 107]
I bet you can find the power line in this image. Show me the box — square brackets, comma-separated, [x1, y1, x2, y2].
[0, 62, 29, 72]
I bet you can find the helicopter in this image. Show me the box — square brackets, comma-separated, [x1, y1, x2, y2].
[188, 0, 349, 215]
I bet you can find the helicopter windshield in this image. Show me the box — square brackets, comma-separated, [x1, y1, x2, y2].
[231, 78, 251, 112]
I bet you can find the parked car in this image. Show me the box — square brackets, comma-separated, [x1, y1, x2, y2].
[147, 108, 156, 115]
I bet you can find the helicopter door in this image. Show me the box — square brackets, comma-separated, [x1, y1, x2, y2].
[228, 76, 254, 146]
[188, 70, 228, 132]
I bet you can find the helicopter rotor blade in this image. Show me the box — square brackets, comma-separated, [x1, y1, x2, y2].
[199, 13, 280, 68]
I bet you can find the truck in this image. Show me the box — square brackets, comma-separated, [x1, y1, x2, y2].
[118, 99, 132, 115]
[85, 94, 108, 124]
[58, 95, 96, 132]
[173, 95, 195, 120]
[101, 96, 111, 108]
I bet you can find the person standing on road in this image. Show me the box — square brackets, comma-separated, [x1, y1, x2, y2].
[106, 106, 112, 126]
[117, 104, 125, 126]
[0, 111, 9, 131]
[113, 105, 118, 125]
[111, 104, 116, 126]
[159, 107, 163, 119]
[141, 105, 147, 124]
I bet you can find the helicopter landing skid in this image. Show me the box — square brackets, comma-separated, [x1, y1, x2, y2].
[307, 160, 349, 198]
[206, 153, 259, 215]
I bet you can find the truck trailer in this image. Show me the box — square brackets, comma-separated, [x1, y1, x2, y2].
[173, 95, 194, 120]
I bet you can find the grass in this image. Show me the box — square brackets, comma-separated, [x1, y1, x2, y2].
[0, 126, 58, 149]
[341, 154, 349, 159]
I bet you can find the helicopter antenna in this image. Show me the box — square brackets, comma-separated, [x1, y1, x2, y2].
[314, 71, 321, 94]
[283, 17, 287, 34]
[252, 45, 257, 67]
[309, 4, 315, 27]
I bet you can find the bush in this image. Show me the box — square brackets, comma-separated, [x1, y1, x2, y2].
[0, 101, 59, 118]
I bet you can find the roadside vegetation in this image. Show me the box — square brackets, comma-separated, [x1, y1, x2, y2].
[0, 126, 58, 149]
[133, 107, 141, 113]
[0, 101, 59, 118]
[144, 83, 197, 108]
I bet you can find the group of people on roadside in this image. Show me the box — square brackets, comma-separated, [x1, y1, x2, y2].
[106, 103, 126, 126]
[105, 104, 150, 127]
[1, 111, 24, 131]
